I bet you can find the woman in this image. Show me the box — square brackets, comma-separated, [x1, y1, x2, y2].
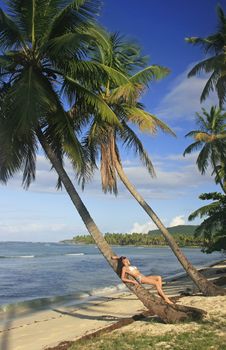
[112, 255, 173, 304]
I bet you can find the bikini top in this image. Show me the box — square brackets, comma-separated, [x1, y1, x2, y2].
[128, 266, 138, 271]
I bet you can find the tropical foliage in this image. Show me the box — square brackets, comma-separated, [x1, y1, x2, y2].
[186, 5, 226, 107]
[75, 31, 174, 193]
[183, 106, 226, 193]
[0, 1, 224, 300]
[0, 0, 125, 188]
[66, 230, 203, 247]
[1, 1, 206, 318]
[188, 192, 226, 253]
[185, 5, 226, 256]
[70, 31, 225, 295]
[184, 107, 226, 253]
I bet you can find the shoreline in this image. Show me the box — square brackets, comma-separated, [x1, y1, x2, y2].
[0, 259, 226, 350]
[60, 242, 203, 249]
[0, 257, 224, 319]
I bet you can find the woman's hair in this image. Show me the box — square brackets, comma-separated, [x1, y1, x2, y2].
[116, 256, 127, 276]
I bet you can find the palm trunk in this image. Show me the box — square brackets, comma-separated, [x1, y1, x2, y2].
[36, 127, 206, 322]
[114, 158, 225, 296]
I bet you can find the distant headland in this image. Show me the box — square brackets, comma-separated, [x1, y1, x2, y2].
[61, 225, 202, 247]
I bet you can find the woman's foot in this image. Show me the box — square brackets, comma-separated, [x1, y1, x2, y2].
[165, 298, 174, 305]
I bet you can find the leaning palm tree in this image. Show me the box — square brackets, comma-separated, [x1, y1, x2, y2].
[77, 32, 225, 296]
[183, 106, 226, 194]
[0, 0, 205, 322]
[186, 5, 226, 107]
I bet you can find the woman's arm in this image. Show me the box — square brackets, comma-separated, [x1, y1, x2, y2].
[111, 255, 120, 260]
[121, 267, 139, 285]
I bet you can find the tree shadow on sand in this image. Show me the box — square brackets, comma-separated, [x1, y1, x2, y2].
[0, 307, 15, 350]
[52, 308, 121, 321]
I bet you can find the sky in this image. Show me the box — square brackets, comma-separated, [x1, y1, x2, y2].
[0, 0, 223, 241]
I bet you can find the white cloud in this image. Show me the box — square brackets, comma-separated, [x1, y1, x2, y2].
[155, 64, 218, 120]
[0, 221, 71, 234]
[0, 217, 84, 242]
[169, 215, 185, 227]
[129, 215, 187, 234]
[129, 221, 157, 234]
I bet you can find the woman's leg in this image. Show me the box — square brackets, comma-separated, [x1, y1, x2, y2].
[141, 275, 173, 304]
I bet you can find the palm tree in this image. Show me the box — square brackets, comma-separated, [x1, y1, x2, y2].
[186, 5, 226, 107]
[188, 192, 226, 253]
[78, 33, 225, 296]
[0, 0, 205, 322]
[183, 106, 226, 194]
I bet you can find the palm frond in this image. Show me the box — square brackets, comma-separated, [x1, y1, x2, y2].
[43, 32, 89, 57]
[118, 121, 155, 177]
[216, 75, 226, 108]
[130, 65, 170, 86]
[63, 76, 121, 126]
[0, 8, 26, 49]
[187, 55, 224, 78]
[124, 106, 175, 135]
[142, 111, 176, 136]
[5, 0, 53, 44]
[3, 67, 58, 134]
[45, 0, 100, 41]
[196, 144, 211, 174]
[0, 127, 37, 188]
[109, 82, 143, 104]
[98, 63, 130, 86]
[185, 130, 204, 137]
[188, 202, 220, 221]
[200, 70, 220, 102]
[183, 141, 202, 156]
[85, 24, 111, 51]
[216, 4, 226, 25]
[21, 132, 37, 188]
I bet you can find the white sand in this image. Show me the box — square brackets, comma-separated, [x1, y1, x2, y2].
[115, 295, 226, 337]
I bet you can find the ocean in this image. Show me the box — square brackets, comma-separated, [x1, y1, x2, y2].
[0, 242, 224, 312]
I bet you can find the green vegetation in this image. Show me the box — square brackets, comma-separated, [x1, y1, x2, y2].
[183, 106, 226, 254]
[0, 0, 220, 319]
[189, 192, 226, 253]
[69, 317, 226, 350]
[185, 6, 226, 255]
[0, 0, 225, 310]
[81, 31, 172, 195]
[186, 5, 226, 108]
[183, 106, 226, 194]
[148, 225, 198, 235]
[64, 225, 203, 247]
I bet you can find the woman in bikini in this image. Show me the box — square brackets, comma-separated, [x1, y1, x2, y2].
[112, 255, 173, 304]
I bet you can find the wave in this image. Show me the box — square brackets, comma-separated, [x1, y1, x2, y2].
[89, 283, 126, 296]
[0, 255, 34, 259]
[0, 283, 127, 318]
[0, 253, 85, 259]
[65, 253, 85, 256]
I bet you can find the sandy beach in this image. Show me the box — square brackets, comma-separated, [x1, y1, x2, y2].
[0, 260, 226, 350]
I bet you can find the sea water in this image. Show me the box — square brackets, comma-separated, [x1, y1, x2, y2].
[0, 242, 224, 311]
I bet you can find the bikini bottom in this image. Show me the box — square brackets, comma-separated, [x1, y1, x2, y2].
[134, 274, 143, 284]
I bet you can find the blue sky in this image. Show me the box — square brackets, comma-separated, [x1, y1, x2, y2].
[0, 0, 223, 241]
